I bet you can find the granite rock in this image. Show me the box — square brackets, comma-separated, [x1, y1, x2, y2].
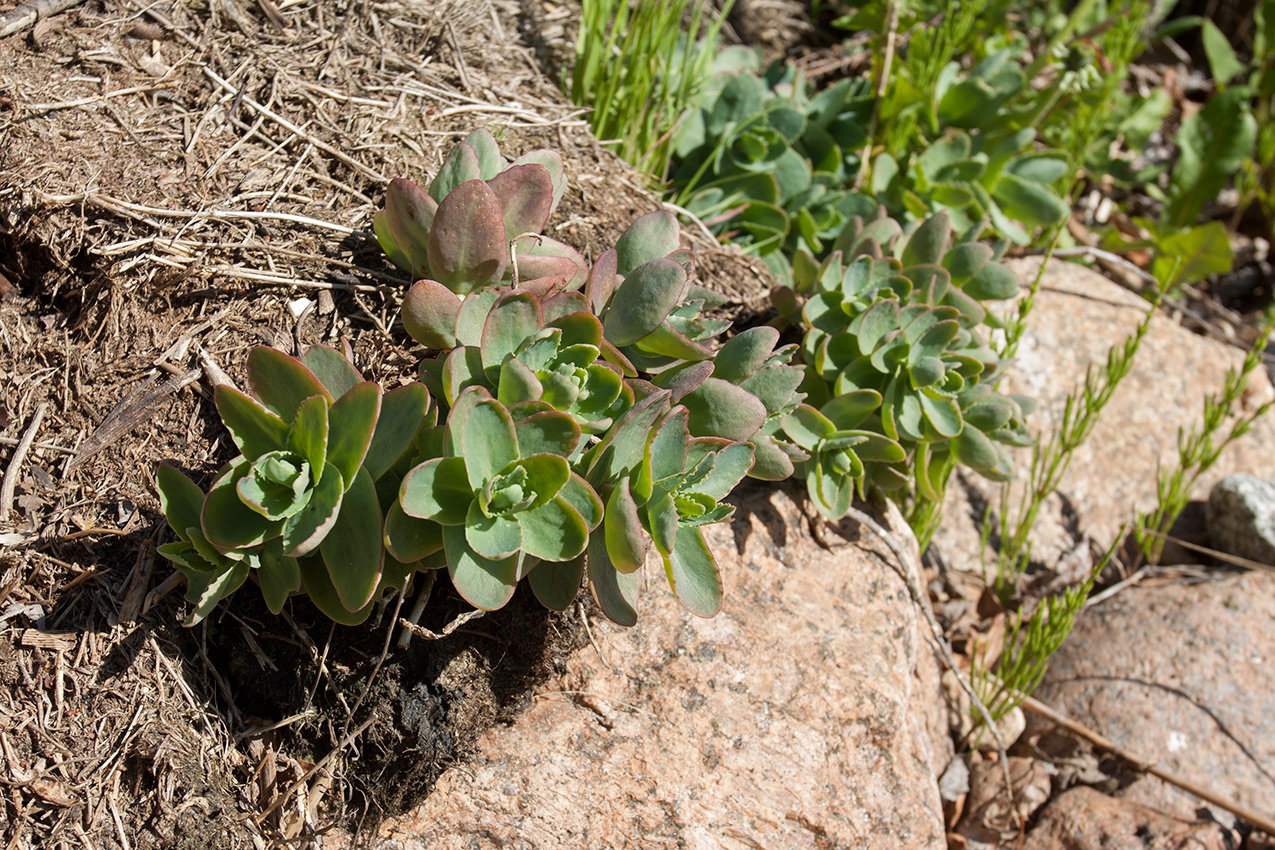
[368, 489, 952, 849]
[1207, 473, 1275, 567]
[1023, 786, 1239, 850]
[1030, 571, 1275, 823]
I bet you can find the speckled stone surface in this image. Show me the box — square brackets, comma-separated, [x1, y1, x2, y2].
[1208, 474, 1275, 567]
[1023, 787, 1238, 850]
[1032, 571, 1275, 823]
[363, 490, 952, 850]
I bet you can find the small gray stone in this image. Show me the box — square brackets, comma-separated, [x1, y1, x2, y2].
[1208, 474, 1275, 566]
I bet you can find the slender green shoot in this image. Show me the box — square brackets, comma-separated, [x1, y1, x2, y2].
[992, 277, 1169, 600]
[569, 0, 735, 179]
[1135, 306, 1275, 565]
[974, 534, 1115, 726]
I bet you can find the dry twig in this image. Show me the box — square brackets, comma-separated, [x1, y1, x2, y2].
[1, 403, 48, 523]
[1022, 693, 1275, 834]
[0, 0, 84, 38]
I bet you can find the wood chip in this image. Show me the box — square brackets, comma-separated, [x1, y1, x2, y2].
[21, 629, 77, 653]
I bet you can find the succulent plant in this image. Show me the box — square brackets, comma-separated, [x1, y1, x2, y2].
[376, 129, 587, 336]
[674, 326, 808, 480]
[669, 55, 877, 284]
[156, 345, 437, 625]
[166, 132, 788, 631]
[781, 392, 904, 518]
[587, 211, 731, 372]
[870, 51, 1071, 244]
[575, 391, 754, 625]
[398, 387, 603, 611]
[774, 210, 1035, 518]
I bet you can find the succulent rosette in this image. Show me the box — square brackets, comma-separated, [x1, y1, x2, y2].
[156, 345, 436, 625]
[398, 387, 602, 611]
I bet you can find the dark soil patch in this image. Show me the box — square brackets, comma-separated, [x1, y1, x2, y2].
[206, 580, 586, 821]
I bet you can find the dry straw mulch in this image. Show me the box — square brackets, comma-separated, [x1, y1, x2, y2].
[0, 0, 771, 846]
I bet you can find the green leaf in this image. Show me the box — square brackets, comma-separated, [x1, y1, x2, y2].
[990, 173, 1069, 229]
[247, 347, 332, 421]
[1201, 19, 1245, 84]
[201, 463, 276, 550]
[604, 479, 646, 572]
[461, 400, 520, 490]
[587, 391, 671, 485]
[482, 290, 544, 373]
[1164, 88, 1257, 228]
[299, 345, 363, 399]
[740, 363, 804, 416]
[1005, 154, 1069, 185]
[952, 425, 999, 472]
[519, 496, 589, 561]
[697, 441, 754, 501]
[528, 556, 583, 611]
[256, 539, 300, 614]
[383, 500, 444, 562]
[510, 453, 571, 509]
[281, 461, 344, 557]
[964, 261, 1019, 301]
[298, 554, 376, 625]
[821, 390, 881, 431]
[781, 403, 834, 451]
[680, 378, 767, 442]
[466, 502, 523, 560]
[615, 211, 680, 276]
[363, 383, 430, 481]
[400, 456, 474, 525]
[288, 394, 329, 485]
[1150, 221, 1235, 286]
[157, 463, 206, 540]
[665, 527, 722, 617]
[587, 533, 639, 627]
[514, 411, 580, 457]
[920, 391, 964, 438]
[236, 452, 311, 521]
[854, 432, 905, 463]
[488, 164, 554, 242]
[713, 326, 780, 383]
[326, 382, 381, 486]
[603, 258, 689, 346]
[402, 280, 463, 349]
[375, 178, 436, 279]
[182, 561, 250, 625]
[455, 288, 502, 347]
[214, 386, 292, 461]
[901, 213, 950, 267]
[319, 466, 384, 611]
[463, 129, 504, 178]
[444, 524, 518, 610]
[558, 472, 603, 530]
[443, 346, 489, 407]
[511, 149, 567, 214]
[498, 357, 544, 406]
[429, 141, 483, 202]
[646, 407, 690, 486]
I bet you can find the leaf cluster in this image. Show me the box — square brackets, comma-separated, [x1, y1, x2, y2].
[776, 210, 1034, 519]
[667, 47, 1071, 288]
[158, 130, 806, 627]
